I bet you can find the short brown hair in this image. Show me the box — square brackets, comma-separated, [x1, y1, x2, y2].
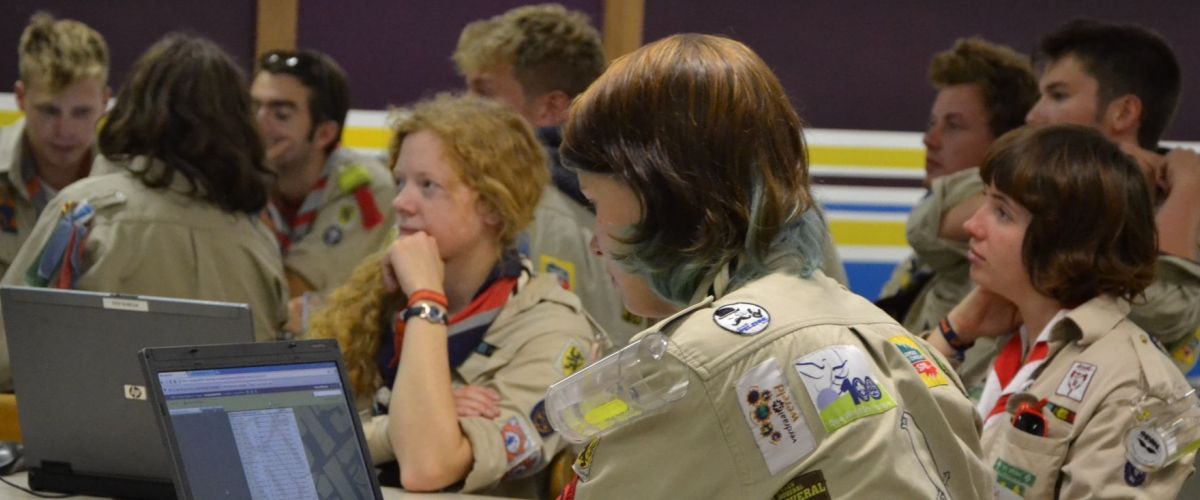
[1036, 19, 1181, 148]
[929, 37, 1038, 138]
[981, 125, 1156, 306]
[388, 94, 547, 250]
[453, 4, 605, 98]
[18, 12, 109, 92]
[99, 34, 270, 214]
[562, 34, 822, 304]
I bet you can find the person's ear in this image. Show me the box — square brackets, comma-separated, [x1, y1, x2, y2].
[1103, 94, 1143, 143]
[529, 90, 571, 128]
[313, 120, 340, 151]
[14, 81, 25, 112]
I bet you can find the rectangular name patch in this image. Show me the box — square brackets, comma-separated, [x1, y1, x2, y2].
[736, 358, 815, 475]
[773, 469, 831, 500]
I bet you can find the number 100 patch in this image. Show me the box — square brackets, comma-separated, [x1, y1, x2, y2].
[793, 345, 896, 432]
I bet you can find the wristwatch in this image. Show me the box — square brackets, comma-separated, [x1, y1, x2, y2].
[402, 302, 449, 325]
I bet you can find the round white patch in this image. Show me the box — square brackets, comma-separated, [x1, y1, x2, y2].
[712, 302, 771, 335]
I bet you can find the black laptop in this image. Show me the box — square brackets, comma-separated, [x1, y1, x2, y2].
[139, 339, 383, 500]
[1, 286, 255, 499]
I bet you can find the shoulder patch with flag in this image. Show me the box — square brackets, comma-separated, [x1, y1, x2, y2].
[26, 200, 95, 289]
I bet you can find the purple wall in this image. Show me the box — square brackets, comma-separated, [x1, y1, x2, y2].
[643, 1, 1200, 140]
[296, 0, 603, 110]
[3, 1, 1198, 139]
[1, 1, 256, 89]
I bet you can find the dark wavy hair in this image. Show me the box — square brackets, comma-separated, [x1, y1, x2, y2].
[929, 37, 1038, 138]
[99, 34, 270, 213]
[1036, 19, 1181, 149]
[562, 34, 823, 305]
[256, 49, 350, 154]
[981, 125, 1157, 306]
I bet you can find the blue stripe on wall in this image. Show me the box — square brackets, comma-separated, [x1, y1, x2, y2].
[822, 203, 913, 214]
[844, 262, 897, 302]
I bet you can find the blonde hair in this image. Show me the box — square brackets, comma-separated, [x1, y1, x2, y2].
[453, 3, 604, 97]
[388, 94, 548, 250]
[18, 12, 109, 92]
[308, 253, 396, 398]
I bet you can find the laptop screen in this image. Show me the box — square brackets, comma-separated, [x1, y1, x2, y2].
[158, 362, 375, 499]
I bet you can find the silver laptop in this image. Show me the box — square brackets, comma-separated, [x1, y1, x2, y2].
[0, 286, 255, 499]
[140, 339, 383, 500]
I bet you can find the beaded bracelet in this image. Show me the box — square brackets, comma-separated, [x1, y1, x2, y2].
[938, 317, 973, 362]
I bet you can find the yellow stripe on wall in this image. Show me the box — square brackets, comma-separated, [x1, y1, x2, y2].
[829, 220, 907, 247]
[810, 146, 924, 169]
[0, 111, 20, 127]
[343, 126, 391, 151]
[0, 109, 925, 172]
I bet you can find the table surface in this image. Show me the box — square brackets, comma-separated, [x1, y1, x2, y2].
[0, 472, 516, 499]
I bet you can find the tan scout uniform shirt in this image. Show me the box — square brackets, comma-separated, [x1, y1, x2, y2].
[277, 149, 396, 293]
[363, 272, 598, 499]
[980, 296, 1195, 499]
[882, 167, 982, 335]
[899, 167, 1200, 394]
[0, 156, 288, 387]
[571, 268, 992, 500]
[528, 185, 641, 348]
[0, 120, 87, 278]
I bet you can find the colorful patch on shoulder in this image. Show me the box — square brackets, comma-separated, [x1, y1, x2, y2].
[322, 225, 343, 246]
[573, 437, 600, 482]
[539, 254, 576, 291]
[712, 302, 770, 335]
[773, 469, 831, 500]
[735, 358, 815, 475]
[793, 345, 896, 432]
[1170, 327, 1200, 373]
[558, 340, 588, 378]
[501, 416, 542, 474]
[889, 336, 948, 388]
[993, 458, 1036, 497]
[530, 400, 554, 437]
[1055, 361, 1097, 402]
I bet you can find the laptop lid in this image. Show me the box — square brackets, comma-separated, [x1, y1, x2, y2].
[0, 285, 255, 498]
[140, 339, 383, 500]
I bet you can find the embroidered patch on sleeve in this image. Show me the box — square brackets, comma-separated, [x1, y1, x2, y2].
[735, 358, 815, 475]
[772, 469, 831, 500]
[889, 336, 949, 388]
[713, 302, 771, 335]
[539, 254, 576, 291]
[993, 458, 1036, 497]
[1044, 401, 1076, 424]
[572, 437, 600, 482]
[530, 400, 554, 437]
[558, 340, 588, 378]
[501, 416, 543, 476]
[793, 345, 896, 433]
[322, 225, 343, 246]
[337, 203, 356, 225]
[1055, 362, 1097, 402]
